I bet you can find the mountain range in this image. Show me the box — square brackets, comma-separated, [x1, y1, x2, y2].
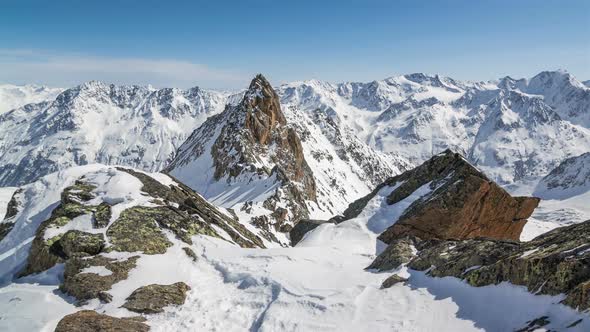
[0, 71, 589, 331]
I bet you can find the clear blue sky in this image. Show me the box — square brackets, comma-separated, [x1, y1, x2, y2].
[1, 0, 589, 89]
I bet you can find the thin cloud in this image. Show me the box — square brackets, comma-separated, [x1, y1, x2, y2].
[0, 49, 250, 90]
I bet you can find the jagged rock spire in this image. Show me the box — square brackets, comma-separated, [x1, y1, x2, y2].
[243, 74, 286, 145]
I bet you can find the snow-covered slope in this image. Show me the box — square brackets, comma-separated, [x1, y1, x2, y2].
[278, 71, 590, 184]
[1, 160, 588, 331]
[0, 81, 237, 187]
[0, 84, 63, 115]
[534, 152, 590, 199]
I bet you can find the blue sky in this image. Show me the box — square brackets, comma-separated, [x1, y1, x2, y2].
[1, 0, 589, 89]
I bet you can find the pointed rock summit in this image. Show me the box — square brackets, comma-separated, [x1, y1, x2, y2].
[167, 75, 317, 241]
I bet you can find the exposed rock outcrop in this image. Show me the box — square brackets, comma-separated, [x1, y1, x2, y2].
[366, 237, 417, 271]
[337, 150, 539, 243]
[122, 282, 191, 314]
[399, 219, 590, 312]
[60, 255, 139, 302]
[380, 274, 408, 289]
[55, 310, 149, 332]
[17, 166, 267, 308]
[19, 181, 111, 276]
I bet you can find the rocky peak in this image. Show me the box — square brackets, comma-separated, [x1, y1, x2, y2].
[243, 74, 287, 145]
[167, 75, 318, 241]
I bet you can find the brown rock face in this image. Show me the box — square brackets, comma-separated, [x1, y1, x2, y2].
[55, 310, 149, 332]
[337, 149, 539, 243]
[243, 74, 287, 145]
[211, 74, 316, 202]
[379, 150, 539, 242]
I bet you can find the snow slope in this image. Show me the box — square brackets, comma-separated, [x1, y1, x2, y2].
[1, 168, 586, 331]
[0, 84, 63, 115]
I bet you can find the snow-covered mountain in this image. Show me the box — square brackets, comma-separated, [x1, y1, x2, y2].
[2, 70, 588, 189]
[0, 83, 63, 114]
[0, 81, 241, 187]
[279, 70, 590, 184]
[167, 75, 408, 246]
[534, 152, 590, 200]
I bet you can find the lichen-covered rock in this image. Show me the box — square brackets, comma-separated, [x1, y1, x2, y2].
[182, 247, 198, 262]
[106, 207, 172, 255]
[367, 237, 417, 271]
[19, 180, 112, 276]
[407, 238, 520, 277]
[118, 167, 264, 248]
[60, 255, 139, 302]
[55, 310, 149, 332]
[59, 230, 105, 257]
[407, 219, 590, 312]
[93, 202, 112, 228]
[381, 274, 408, 289]
[122, 282, 191, 314]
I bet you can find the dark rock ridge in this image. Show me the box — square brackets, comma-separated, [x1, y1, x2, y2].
[370, 220, 590, 312]
[167, 74, 318, 236]
[18, 167, 265, 305]
[122, 282, 191, 314]
[337, 149, 539, 243]
[0, 189, 22, 242]
[55, 310, 149, 332]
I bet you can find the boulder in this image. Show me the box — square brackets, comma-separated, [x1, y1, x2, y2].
[106, 207, 173, 255]
[59, 230, 105, 257]
[55, 310, 149, 332]
[366, 237, 417, 271]
[182, 247, 198, 262]
[122, 282, 191, 314]
[60, 255, 139, 302]
[381, 274, 408, 289]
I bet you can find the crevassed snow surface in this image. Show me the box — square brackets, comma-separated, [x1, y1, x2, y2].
[2, 176, 587, 331]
